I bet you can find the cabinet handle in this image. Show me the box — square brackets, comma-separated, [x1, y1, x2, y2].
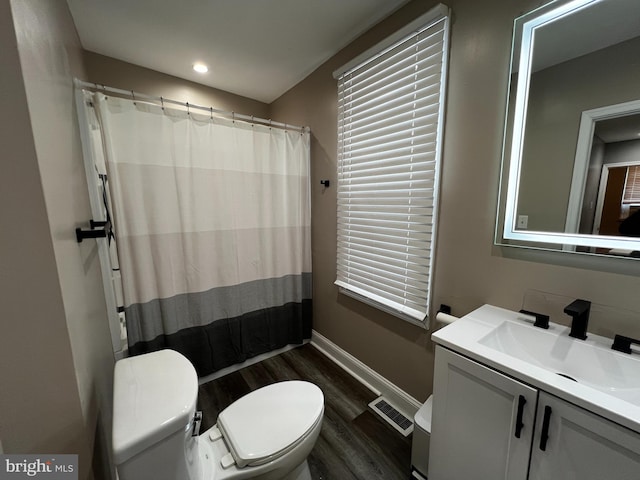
[515, 395, 526, 438]
[539, 405, 552, 451]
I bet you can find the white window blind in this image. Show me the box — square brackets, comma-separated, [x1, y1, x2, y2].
[334, 6, 450, 326]
[623, 165, 640, 204]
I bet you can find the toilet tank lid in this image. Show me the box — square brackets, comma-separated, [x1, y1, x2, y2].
[217, 381, 324, 468]
[112, 349, 198, 465]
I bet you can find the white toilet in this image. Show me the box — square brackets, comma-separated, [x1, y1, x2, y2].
[112, 349, 324, 480]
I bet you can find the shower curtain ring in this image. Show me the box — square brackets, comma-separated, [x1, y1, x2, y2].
[210, 107, 214, 120]
[131, 90, 136, 105]
[161, 97, 165, 111]
[186, 102, 190, 115]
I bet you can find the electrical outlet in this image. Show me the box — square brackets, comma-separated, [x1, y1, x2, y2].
[517, 215, 528, 229]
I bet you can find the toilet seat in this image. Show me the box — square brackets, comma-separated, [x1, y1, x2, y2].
[216, 381, 324, 468]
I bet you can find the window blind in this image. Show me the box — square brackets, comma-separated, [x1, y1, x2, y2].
[335, 8, 450, 326]
[623, 165, 640, 204]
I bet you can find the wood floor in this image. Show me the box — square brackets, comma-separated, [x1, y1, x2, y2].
[197, 343, 413, 480]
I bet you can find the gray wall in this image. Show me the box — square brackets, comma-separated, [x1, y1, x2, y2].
[579, 136, 605, 234]
[605, 139, 640, 166]
[2, 0, 115, 478]
[270, 0, 640, 401]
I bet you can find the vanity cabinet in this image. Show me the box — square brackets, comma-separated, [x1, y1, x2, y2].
[529, 392, 640, 479]
[429, 346, 537, 479]
[429, 346, 640, 480]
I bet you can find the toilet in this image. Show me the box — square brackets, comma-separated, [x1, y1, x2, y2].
[112, 349, 324, 480]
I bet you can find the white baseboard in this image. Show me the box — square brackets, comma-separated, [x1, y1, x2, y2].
[310, 330, 422, 419]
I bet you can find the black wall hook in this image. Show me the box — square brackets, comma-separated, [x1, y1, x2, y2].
[320, 180, 330, 187]
[76, 220, 110, 243]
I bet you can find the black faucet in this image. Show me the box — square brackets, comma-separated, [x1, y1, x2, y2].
[611, 334, 640, 354]
[519, 309, 549, 329]
[564, 299, 591, 340]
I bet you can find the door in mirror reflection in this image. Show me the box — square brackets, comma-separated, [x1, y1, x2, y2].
[580, 112, 640, 238]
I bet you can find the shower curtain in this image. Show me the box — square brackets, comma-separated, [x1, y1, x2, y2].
[93, 94, 312, 376]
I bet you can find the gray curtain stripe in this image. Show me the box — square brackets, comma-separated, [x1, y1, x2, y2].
[125, 273, 312, 345]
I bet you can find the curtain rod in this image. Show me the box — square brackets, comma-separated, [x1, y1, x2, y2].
[74, 79, 309, 134]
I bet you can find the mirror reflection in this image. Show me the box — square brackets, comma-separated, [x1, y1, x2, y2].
[499, 0, 640, 254]
[579, 113, 640, 240]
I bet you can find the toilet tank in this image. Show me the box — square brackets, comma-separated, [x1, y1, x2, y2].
[113, 349, 201, 480]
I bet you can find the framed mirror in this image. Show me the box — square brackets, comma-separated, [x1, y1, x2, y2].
[497, 0, 640, 256]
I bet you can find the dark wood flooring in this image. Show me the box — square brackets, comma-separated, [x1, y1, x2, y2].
[197, 343, 413, 480]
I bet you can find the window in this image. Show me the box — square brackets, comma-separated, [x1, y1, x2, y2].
[334, 5, 450, 327]
[623, 165, 640, 204]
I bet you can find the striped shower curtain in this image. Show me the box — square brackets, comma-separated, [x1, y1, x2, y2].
[94, 94, 311, 376]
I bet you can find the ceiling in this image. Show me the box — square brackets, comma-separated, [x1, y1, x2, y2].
[531, 0, 640, 73]
[66, 0, 410, 104]
[595, 114, 640, 144]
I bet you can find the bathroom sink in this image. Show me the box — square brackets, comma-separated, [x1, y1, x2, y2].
[431, 304, 640, 432]
[479, 319, 640, 405]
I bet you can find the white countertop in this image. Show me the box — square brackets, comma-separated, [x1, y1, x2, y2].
[432, 304, 640, 433]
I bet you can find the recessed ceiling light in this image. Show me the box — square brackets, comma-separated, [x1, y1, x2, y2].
[193, 63, 208, 74]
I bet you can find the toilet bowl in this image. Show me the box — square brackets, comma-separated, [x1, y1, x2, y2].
[113, 349, 324, 480]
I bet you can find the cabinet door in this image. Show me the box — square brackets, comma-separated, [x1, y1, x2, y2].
[429, 346, 537, 480]
[529, 392, 640, 480]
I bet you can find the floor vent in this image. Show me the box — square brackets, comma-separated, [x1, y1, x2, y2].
[369, 396, 414, 437]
